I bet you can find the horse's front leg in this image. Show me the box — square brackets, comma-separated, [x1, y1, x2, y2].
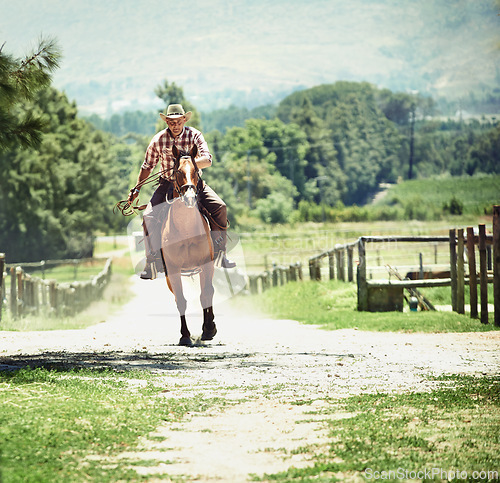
[200, 261, 216, 341]
[166, 272, 192, 346]
[199, 260, 215, 310]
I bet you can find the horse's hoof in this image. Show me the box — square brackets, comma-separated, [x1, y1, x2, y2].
[201, 325, 217, 341]
[179, 336, 193, 347]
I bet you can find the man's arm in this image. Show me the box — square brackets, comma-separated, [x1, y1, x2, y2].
[194, 130, 213, 169]
[127, 167, 151, 202]
[195, 156, 211, 169]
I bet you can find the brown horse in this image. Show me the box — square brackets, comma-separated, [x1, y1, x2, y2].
[160, 144, 216, 346]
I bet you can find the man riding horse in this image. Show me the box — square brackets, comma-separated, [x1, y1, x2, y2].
[127, 103, 235, 279]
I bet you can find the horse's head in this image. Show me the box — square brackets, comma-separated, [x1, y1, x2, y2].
[172, 144, 200, 208]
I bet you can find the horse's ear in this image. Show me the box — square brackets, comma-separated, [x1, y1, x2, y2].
[190, 144, 198, 159]
[172, 144, 179, 159]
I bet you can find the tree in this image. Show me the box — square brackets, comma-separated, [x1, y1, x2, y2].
[202, 120, 299, 223]
[0, 87, 126, 262]
[0, 38, 61, 152]
[245, 118, 309, 199]
[276, 82, 405, 205]
[288, 96, 345, 205]
[468, 125, 500, 174]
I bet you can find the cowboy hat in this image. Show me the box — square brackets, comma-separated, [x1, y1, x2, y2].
[159, 104, 192, 123]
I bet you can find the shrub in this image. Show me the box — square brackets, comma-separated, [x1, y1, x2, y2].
[443, 196, 464, 215]
[255, 192, 294, 224]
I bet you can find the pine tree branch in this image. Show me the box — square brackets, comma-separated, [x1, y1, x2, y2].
[12, 37, 62, 98]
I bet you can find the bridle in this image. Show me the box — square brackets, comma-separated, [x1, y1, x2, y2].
[171, 153, 201, 205]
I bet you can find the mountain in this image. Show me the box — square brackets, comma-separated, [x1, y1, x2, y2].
[1, 0, 499, 116]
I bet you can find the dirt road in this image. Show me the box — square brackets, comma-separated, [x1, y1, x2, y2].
[1, 274, 499, 481]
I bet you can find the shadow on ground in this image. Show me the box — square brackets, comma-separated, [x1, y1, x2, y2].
[0, 348, 359, 374]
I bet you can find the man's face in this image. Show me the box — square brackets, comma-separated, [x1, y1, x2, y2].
[166, 116, 186, 137]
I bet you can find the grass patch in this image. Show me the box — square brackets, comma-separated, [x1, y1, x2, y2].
[257, 375, 500, 482]
[419, 284, 494, 307]
[0, 367, 222, 482]
[239, 280, 500, 332]
[29, 259, 108, 284]
[93, 237, 136, 278]
[94, 237, 129, 255]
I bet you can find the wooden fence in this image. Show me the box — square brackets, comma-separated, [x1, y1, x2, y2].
[256, 205, 499, 326]
[247, 262, 303, 294]
[308, 242, 358, 283]
[0, 255, 112, 322]
[355, 206, 499, 326]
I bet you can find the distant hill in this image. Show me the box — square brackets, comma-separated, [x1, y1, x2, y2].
[2, 0, 499, 116]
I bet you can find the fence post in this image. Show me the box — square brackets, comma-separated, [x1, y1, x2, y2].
[493, 205, 500, 327]
[10, 267, 17, 318]
[457, 228, 465, 314]
[357, 238, 368, 311]
[308, 259, 315, 281]
[33, 279, 40, 314]
[449, 229, 457, 312]
[315, 260, 321, 281]
[478, 224, 488, 324]
[263, 272, 268, 291]
[328, 251, 335, 280]
[0, 254, 4, 322]
[309, 259, 321, 281]
[16, 268, 24, 317]
[466, 226, 478, 319]
[347, 246, 354, 282]
[339, 247, 345, 281]
[41, 281, 48, 307]
[49, 280, 57, 311]
[335, 247, 345, 281]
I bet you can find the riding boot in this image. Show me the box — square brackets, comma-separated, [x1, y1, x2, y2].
[140, 256, 158, 280]
[212, 231, 236, 269]
[140, 221, 165, 279]
[140, 251, 166, 279]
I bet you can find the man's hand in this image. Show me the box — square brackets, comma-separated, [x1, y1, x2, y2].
[127, 188, 140, 203]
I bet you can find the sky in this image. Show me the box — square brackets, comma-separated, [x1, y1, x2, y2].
[1, 0, 499, 114]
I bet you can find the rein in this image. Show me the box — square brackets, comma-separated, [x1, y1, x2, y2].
[114, 150, 229, 231]
[113, 166, 175, 216]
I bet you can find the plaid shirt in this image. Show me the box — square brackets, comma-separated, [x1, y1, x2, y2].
[141, 126, 212, 178]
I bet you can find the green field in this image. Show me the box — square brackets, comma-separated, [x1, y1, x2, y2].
[235, 279, 499, 332]
[375, 173, 500, 217]
[239, 173, 499, 273]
